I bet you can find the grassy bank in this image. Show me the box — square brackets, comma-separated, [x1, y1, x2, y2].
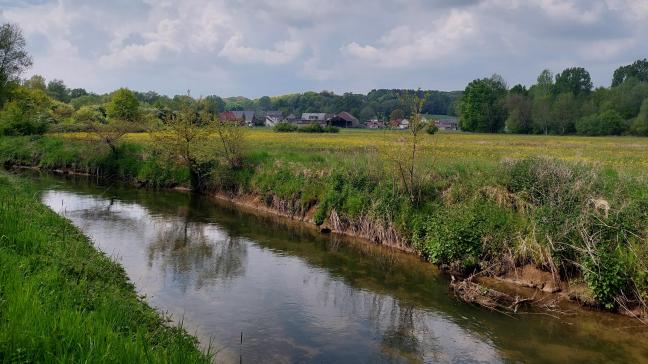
[0, 172, 210, 362]
[2, 130, 648, 313]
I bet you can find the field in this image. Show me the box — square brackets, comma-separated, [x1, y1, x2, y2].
[61, 129, 648, 174]
[2, 129, 648, 313]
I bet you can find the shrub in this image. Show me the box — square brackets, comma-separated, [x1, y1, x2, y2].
[582, 248, 628, 309]
[426, 124, 439, 134]
[413, 202, 516, 270]
[0, 87, 52, 136]
[297, 123, 325, 133]
[273, 122, 298, 132]
[575, 109, 625, 136]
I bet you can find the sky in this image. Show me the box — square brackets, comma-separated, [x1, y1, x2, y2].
[1, 0, 647, 98]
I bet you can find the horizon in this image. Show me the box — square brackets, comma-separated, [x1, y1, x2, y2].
[2, 0, 647, 98]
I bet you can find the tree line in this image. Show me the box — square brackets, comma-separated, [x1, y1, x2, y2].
[459, 61, 648, 136]
[1, 22, 648, 137]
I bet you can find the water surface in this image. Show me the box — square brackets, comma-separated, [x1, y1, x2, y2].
[33, 174, 648, 363]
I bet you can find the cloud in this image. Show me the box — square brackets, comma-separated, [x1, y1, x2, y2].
[219, 35, 302, 65]
[341, 10, 475, 67]
[1, 0, 647, 97]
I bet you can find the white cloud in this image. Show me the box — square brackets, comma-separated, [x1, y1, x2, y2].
[219, 34, 302, 65]
[341, 10, 475, 67]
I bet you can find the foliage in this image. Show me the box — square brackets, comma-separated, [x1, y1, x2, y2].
[273, 121, 298, 132]
[0, 23, 32, 106]
[459, 75, 507, 132]
[554, 67, 593, 96]
[576, 109, 625, 136]
[215, 117, 247, 169]
[582, 248, 628, 309]
[612, 58, 648, 87]
[0, 86, 51, 135]
[46, 79, 70, 102]
[106, 88, 140, 122]
[631, 98, 648, 136]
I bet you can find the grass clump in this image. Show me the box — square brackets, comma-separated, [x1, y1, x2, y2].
[0, 172, 210, 363]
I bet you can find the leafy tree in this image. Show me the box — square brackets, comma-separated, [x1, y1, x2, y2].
[258, 96, 272, 110]
[152, 100, 217, 190]
[106, 88, 139, 122]
[550, 92, 579, 134]
[69, 88, 88, 99]
[24, 75, 46, 91]
[459, 75, 507, 132]
[359, 105, 376, 121]
[390, 108, 405, 121]
[554, 67, 592, 97]
[612, 58, 648, 87]
[74, 105, 106, 124]
[631, 98, 648, 136]
[46, 79, 70, 102]
[0, 23, 32, 106]
[532, 69, 554, 97]
[601, 78, 648, 119]
[200, 95, 226, 116]
[504, 93, 532, 133]
[509, 84, 528, 96]
[0, 86, 51, 135]
[531, 95, 552, 134]
[576, 109, 625, 136]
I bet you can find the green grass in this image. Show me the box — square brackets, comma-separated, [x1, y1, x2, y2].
[0, 172, 210, 363]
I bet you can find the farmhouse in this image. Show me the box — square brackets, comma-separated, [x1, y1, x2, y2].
[257, 110, 284, 127]
[300, 113, 329, 125]
[366, 119, 385, 128]
[219, 110, 256, 126]
[328, 111, 360, 128]
[434, 118, 459, 131]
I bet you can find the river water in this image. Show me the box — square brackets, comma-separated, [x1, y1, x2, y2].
[33, 174, 648, 363]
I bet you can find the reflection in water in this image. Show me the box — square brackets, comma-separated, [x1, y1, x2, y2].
[35, 175, 648, 364]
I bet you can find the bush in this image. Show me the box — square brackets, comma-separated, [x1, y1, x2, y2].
[582, 248, 628, 309]
[297, 123, 325, 133]
[0, 87, 52, 136]
[575, 109, 626, 136]
[273, 122, 298, 132]
[426, 124, 439, 134]
[413, 202, 516, 270]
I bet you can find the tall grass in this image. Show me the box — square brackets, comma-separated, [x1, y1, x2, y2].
[0, 172, 210, 363]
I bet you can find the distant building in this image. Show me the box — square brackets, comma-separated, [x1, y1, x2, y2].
[389, 118, 409, 129]
[256, 110, 284, 127]
[300, 113, 329, 125]
[328, 111, 360, 128]
[232, 110, 256, 126]
[366, 119, 385, 129]
[433, 118, 459, 131]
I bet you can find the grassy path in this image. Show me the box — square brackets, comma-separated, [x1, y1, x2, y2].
[0, 172, 210, 363]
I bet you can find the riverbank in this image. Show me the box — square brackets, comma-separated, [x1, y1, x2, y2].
[0, 172, 210, 362]
[2, 132, 648, 318]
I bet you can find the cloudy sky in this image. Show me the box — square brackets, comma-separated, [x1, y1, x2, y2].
[1, 0, 647, 97]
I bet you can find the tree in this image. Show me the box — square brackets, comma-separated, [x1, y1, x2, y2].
[504, 93, 532, 133]
[258, 96, 272, 110]
[69, 88, 88, 99]
[612, 59, 648, 87]
[200, 95, 226, 116]
[390, 108, 404, 121]
[554, 67, 592, 97]
[385, 90, 430, 204]
[46, 79, 70, 102]
[533, 69, 554, 97]
[106, 88, 140, 122]
[0, 23, 32, 106]
[459, 75, 507, 132]
[631, 98, 648, 136]
[359, 105, 376, 121]
[550, 92, 579, 134]
[24, 75, 46, 91]
[0, 86, 51, 135]
[576, 109, 625, 136]
[531, 95, 552, 134]
[152, 99, 219, 190]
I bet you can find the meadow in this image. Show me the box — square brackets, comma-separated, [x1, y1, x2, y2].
[1, 129, 648, 315]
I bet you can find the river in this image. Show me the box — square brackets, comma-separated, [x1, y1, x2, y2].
[31, 173, 648, 363]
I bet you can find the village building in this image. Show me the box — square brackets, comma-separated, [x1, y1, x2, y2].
[366, 119, 385, 129]
[300, 113, 329, 125]
[256, 110, 284, 127]
[219, 110, 256, 126]
[328, 111, 360, 128]
[433, 118, 459, 131]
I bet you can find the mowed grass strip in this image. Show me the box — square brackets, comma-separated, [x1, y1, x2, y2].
[0, 172, 210, 363]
